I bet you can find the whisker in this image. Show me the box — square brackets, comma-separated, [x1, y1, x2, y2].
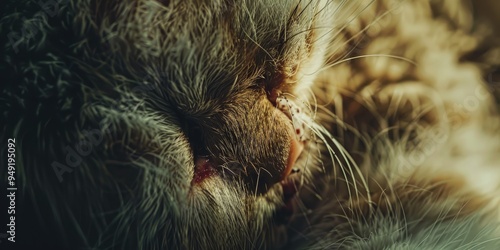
[322, 54, 417, 73]
[253, 167, 262, 197]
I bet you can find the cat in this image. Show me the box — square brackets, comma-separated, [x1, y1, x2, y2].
[2, 0, 500, 249]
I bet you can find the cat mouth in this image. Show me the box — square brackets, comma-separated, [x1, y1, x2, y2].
[271, 95, 309, 223]
[272, 137, 304, 224]
[282, 137, 304, 180]
[276, 95, 308, 181]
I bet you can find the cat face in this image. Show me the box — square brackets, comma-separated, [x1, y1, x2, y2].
[2, 0, 335, 249]
[111, 1, 335, 248]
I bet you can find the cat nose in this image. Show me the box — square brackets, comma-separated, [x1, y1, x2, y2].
[282, 137, 304, 180]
